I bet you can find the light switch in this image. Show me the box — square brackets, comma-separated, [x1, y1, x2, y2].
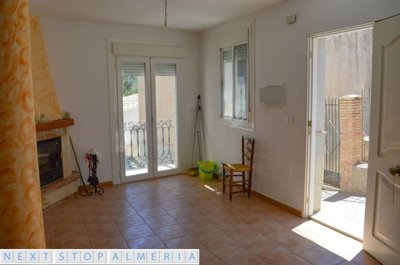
[286, 15, 297, 25]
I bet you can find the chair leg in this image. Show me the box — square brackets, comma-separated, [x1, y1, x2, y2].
[222, 166, 226, 193]
[229, 171, 233, 201]
[248, 170, 252, 198]
[242, 172, 245, 193]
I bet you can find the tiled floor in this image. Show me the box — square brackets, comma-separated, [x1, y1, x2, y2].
[312, 189, 366, 240]
[43, 175, 379, 265]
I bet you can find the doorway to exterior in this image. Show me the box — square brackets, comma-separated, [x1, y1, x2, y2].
[116, 56, 182, 182]
[307, 25, 373, 240]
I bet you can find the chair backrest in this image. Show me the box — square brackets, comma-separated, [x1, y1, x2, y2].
[241, 136, 255, 169]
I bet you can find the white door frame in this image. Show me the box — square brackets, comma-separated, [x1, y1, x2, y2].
[304, 23, 373, 217]
[107, 40, 184, 185]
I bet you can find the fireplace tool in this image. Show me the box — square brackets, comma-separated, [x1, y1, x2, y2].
[69, 136, 91, 196]
[84, 150, 104, 196]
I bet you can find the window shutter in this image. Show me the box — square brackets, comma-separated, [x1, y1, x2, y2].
[155, 64, 176, 76]
[223, 50, 233, 62]
[234, 44, 248, 61]
[121, 62, 145, 76]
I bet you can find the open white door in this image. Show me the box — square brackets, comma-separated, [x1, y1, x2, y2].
[363, 14, 400, 265]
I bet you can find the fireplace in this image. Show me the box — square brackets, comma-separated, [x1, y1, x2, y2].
[35, 118, 79, 208]
[37, 137, 63, 187]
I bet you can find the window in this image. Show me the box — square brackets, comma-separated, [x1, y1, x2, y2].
[221, 43, 250, 124]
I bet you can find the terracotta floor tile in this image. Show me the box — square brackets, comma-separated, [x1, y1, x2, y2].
[126, 236, 166, 249]
[90, 235, 128, 249]
[45, 231, 55, 249]
[299, 246, 346, 265]
[168, 207, 203, 219]
[349, 251, 381, 265]
[80, 214, 111, 224]
[105, 206, 138, 216]
[84, 223, 121, 240]
[217, 223, 259, 241]
[128, 202, 151, 210]
[275, 233, 318, 254]
[218, 248, 265, 265]
[137, 207, 168, 218]
[120, 224, 155, 241]
[153, 224, 187, 241]
[112, 215, 146, 229]
[52, 224, 86, 238]
[43, 175, 373, 265]
[192, 225, 225, 243]
[257, 246, 311, 265]
[145, 214, 177, 229]
[163, 235, 204, 249]
[203, 235, 239, 255]
[198, 249, 224, 265]
[159, 199, 186, 210]
[46, 212, 82, 224]
[54, 235, 91, 249]
[241, 234, 278, 255]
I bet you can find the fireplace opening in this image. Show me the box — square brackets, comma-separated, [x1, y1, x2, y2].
[37, 137, 63, 187]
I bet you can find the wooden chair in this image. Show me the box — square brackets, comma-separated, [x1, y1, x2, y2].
[222, 136, 255, 201]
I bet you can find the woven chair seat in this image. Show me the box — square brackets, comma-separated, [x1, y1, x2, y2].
[223, 163, 251, 172]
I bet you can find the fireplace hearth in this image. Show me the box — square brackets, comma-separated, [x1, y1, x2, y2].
[37, 137, 63, 187]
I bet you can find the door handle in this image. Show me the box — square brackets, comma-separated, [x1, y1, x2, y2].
[316, 130, 328, 135]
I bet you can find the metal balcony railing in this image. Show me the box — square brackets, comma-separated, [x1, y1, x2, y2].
[123, 119, 175, 169]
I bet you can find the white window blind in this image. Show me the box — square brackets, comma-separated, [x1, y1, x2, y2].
[121, 62, 145, 76]
[155, 64, 176, 76]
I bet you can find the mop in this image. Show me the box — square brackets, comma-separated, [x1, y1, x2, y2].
[186, 95, 204, 176]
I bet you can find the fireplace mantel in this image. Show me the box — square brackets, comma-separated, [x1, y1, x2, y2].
[36, 118, 74, 132]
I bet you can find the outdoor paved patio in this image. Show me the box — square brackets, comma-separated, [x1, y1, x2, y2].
[312, 189, 366, 240]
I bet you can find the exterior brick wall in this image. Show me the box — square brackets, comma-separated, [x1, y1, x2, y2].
[339, 95, 363, 192]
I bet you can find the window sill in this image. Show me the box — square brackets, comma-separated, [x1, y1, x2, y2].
[218, 118, 254, 132]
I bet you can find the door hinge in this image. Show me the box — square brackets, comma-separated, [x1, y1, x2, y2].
[308, 120, 312, 127]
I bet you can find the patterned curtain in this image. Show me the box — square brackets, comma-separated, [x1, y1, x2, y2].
[0, 0, 46, 248]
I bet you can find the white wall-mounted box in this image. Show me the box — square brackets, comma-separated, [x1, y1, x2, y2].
[259, 85, 285, 107]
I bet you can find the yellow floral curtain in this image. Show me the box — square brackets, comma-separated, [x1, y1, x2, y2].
[0, 0, 46, 248]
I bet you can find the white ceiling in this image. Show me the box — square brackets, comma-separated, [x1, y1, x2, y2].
[30, 0, 280, 32]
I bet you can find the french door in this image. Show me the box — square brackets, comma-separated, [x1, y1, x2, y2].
[116, 56, 181, 182]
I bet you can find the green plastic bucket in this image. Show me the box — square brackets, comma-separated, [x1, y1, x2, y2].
[197, 161, 216, 181]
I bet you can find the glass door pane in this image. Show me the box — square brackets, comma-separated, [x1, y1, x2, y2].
[119, 60, 152, 178]
[153, 61, 179, 173]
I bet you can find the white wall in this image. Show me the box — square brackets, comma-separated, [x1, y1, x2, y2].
[199, 0, 400, 212]
[40, 18, 200, 183]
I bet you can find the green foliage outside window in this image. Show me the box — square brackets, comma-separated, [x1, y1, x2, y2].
[123, 74, 138, 96]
